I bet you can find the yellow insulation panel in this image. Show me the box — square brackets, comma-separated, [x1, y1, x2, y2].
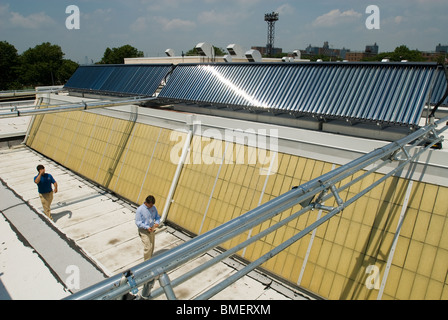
[108, 125, 181, 211]
[28, 111, 130, 184]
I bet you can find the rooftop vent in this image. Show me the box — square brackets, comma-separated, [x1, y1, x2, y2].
[165, 49, 175, 57]
[227, 44, 245, 59]
[245, 49, 262, 62]
[224, 55, 233, 63]
[293, 50, 301, 60]
[195, 42, 214, 58]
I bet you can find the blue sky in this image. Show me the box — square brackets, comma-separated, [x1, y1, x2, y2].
[1, 0, 447, 63]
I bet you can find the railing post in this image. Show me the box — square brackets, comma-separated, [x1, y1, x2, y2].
[159, 273, 177, 300]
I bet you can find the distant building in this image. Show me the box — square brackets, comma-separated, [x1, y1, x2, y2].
[251, 46, 283, 56]
[365, 43, 379, 55]
[421, 51, 443, 62]
[419, 44, 448, 62]
[345, 43, 379, 61]
[345, 52, 367, 62]
[302, 42, 349, 59]
[436, 43, 448, 53]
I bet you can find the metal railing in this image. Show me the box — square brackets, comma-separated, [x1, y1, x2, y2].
[0, 96, 155, 119]
[0, 86, 63, 99]
[65, 115, 447, 300]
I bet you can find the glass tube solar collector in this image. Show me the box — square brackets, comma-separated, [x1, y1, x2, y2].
[158, 62, 447, 127]
[64, 64, 173, 97]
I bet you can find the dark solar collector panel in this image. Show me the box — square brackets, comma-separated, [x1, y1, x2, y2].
[64, 64, 173, 97]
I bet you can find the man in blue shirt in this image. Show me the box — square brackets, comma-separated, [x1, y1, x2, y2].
[135, 195, 161, 261]
[34, 164, 58, 221]
[135, 195, 161, 298]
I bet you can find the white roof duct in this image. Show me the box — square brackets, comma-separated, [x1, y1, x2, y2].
[195, 42, 213, 57]
[224, 55, 233, 63]
[293, 50, 301, 60]
[165, 49, 175, 57]
[282, 57, 294, 62]
[245, 49, 262, 62]
[227, 44, 245, 58]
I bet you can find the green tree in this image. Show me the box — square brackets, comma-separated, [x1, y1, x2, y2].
[15, 42, 79, 87]
[19, 42, 64, 86]
[57, 59, 80, 84]
[390, 45, 425, 62]
[0, 41, 20, 90]
[185, 46, 226, 57]
[362, 45, 425, 62]
[99, 45, 144, 64]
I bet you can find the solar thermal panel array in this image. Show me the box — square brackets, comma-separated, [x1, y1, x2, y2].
[64, 64, 173, 97]
[158, 62, 447, 127]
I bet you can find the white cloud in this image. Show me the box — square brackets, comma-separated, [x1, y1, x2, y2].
[197, 7, 253, 28]
[84, 8, 114, 22]
[198, 10, 236, 26]
[312, 9, 362, 28]
[154, 17, 196, 32]
[0, 4, 55, 30]
[394, 16, 404, 24]
[276, 4, 294, 16]
[0, 4, 9, 28]
[140, 0, 195, 12]
[9, 11, 55, 29]
[0, 4, 9, 15]
[130, 17, 148, 32]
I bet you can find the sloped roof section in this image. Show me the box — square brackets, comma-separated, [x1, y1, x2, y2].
[158, 62, 447, 127]
[64, 64, 173, 97]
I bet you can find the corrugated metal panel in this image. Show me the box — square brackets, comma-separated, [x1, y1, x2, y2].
[64, 64, 173, 97]
[159, 62, 446, 126]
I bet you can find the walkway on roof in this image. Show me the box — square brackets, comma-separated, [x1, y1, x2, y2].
[0, 145, 308, 300]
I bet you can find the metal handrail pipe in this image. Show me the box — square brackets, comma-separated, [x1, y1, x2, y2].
[0, 97, 154, 119]
[435, 115, 448, 126]
[318, 118, 447, 190]
[147, 202, 316, 299]
[320, 130, 431, 199]
[0, 101, 36, 108]
[132, 191, 316, 273]
[0, 87, 63, 97]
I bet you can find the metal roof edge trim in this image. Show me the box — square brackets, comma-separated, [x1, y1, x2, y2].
[171, 61, 440, 68]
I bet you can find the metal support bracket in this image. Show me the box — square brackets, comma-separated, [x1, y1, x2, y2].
[330, 185, 344, 207]
[312, 183, 343, 213]
[123, 270, 139, 295]
[314, 204, 335, 212]
[392, 147, 411, 162]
